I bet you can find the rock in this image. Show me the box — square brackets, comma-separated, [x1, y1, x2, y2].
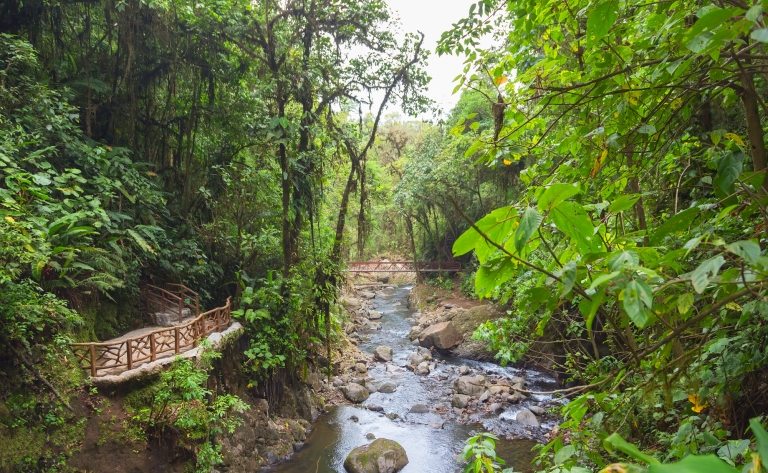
[516, 409, 540, 427]
[408, 354, 425, 366]
[459, 365, 470, 375]
[350, 415, 359, 422]
[367, 404, 384, 412]
[368, 310, 383, 320]
[344, 438, 408, 473]
[359, 291, 376, 299]
[355, 362, 368, 374]
[266, 450, 279, 465]
[377, 276, 389, 284]
[374, 345, 393, 362]
[478, 390, 490, 402]
[489, 385, 510, 396]
[343, 297, 362, 309]
[454, 375, 488, 397]
[409, 404, 429, 414]
[418, 321, 462, 350]
[378, 382, 397, 393]
[416, 361, 430, 375]
[293, 442, 305, 452]
[426, 295, 438, 303]
[333, 377, 344, 387]
[428, 422, 444, 429]
[529, 405, 546, 415]
[342, 384, 370, 403]
[510, 376, 526, 386]
[489, 403, 504, 414]
[385, 363, 400, 373]
[507, 393, 525, 404]
[416, 346, 433, 359]
[452, 394, 470, 408]
[366, 433, 376, 440]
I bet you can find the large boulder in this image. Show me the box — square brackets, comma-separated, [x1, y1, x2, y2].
[452, 394, 470, 408]
[454, 375, 487, 397]
[368, 310, 383, 320]
[344, 438, 409, 473]
[516, 409, 540, 427]
[374, 346, 393, 362]
[418, 321, 462, 350]
[359, 291, 376, 300]
[342, 384, 370, 403]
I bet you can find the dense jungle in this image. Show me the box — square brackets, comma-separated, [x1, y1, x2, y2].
[1, 0, 768, 471]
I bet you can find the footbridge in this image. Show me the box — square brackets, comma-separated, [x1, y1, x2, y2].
[345, 261, 461, 272]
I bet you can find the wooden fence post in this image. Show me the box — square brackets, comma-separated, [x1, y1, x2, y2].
[174, 327, 180, 354]
[150, 334, 156, 361]
[126, 339, 132, 370]
[90, 344, 97, 377]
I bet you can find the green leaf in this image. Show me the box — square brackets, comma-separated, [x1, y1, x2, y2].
[453, 206, 517, 258]
[714, 151, 744, 194]
[589, 271, 622, 290]
[725, 240, 760, 264]
[622, 279, 653, 328]
[752, 28, 768, 42]
[537, 183, 581, 212]
[649, 207, 701, 245]
[475, 257, 517, 298]
[127, 229, 157, 255]
[609, 250, 640, 271]
[648, 454, 739, 473]
[684, 7, 739, 43]
[514, 207, 543, 254]
[609, 194, 642, 213]
[691, 256, 725, 293]
[746, 4, 763, 21]
[583, 285, 607, 336]
[749, 418, 768, 468]
[677, 293, 694, 314]
[551, 201, 603, 253]
[587, 0, 618, 45]
[638, 124, 656, 134]
[554, 444, 575, 464]
[558, 260, 577, 296]
[604, 433, 660, 465]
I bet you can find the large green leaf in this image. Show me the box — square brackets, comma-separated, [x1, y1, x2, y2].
[683, 7, 739, 43]
[622, 279, 653, 328]
[604, 433, 660, 465]
[691, 256, 725, 293]
[587, 0, 619, 45]
[538, 183, 581, 212]
[513, 207, 543, 254]
[725, 240, 760, 265]
[551, 201, 603, 253]
[648, 454, 739, 473]
[649, 207, 701, 246]
[453, 206, 518, 258]
[749, 418, 768, 468]
[714, 151, 744, 194]
[475, 257, 517, 298]
[609, 250, 640, 271]
[609, 194, 642, 213]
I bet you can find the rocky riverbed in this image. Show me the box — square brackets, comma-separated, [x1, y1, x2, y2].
[273, 284, 565, 473]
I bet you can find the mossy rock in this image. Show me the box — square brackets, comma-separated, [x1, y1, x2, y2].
[343, 438, 408, 473]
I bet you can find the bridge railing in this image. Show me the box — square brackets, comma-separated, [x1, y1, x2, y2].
[345, 261, 461, 272]
[146, 283, 199, 323]
[70, 296, 232, 377]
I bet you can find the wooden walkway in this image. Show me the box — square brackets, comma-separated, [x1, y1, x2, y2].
[345, 261, 461, 272]
[70, 284, 232, 377]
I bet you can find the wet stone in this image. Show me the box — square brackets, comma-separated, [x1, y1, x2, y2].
[516, 409, 540, 427]
[529, 405, 546, 415]
[409, 404, 430, 414]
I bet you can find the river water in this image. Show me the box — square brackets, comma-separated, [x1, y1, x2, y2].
[275, 285, 561, 473]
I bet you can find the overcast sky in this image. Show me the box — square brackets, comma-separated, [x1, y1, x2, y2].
[384, 0, 477, 119]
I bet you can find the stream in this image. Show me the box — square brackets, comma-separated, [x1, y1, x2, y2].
[275, 285, 562, 473]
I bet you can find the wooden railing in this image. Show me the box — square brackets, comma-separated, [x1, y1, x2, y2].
[146, 283, 200, 323]
[345, 261, 462, 272]
[70, 296, 232, 377]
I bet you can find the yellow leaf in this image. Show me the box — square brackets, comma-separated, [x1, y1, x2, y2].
[725, 133, 745, 146]
[725, 302, 742, 311]
[503, 159, 512, 165]
[4, 216, 15, 223]
[591, 148, 608, 178]
[671, 98, 683, 109]
[495, 76, 508, 86]
[688, 393, 708, 413]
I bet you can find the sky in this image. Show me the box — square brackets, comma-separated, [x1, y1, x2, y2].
[384, 0, 477, 119]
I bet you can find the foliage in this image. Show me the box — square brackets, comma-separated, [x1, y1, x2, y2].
[460, 432, 516, 473]
[435, 0, 768, 469]
[126, 348, 248, 472]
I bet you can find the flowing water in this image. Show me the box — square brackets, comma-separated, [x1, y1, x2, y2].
[275, 285, 561, 473]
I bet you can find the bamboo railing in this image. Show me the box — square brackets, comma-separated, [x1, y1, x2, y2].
[70, 296, 232, 377]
